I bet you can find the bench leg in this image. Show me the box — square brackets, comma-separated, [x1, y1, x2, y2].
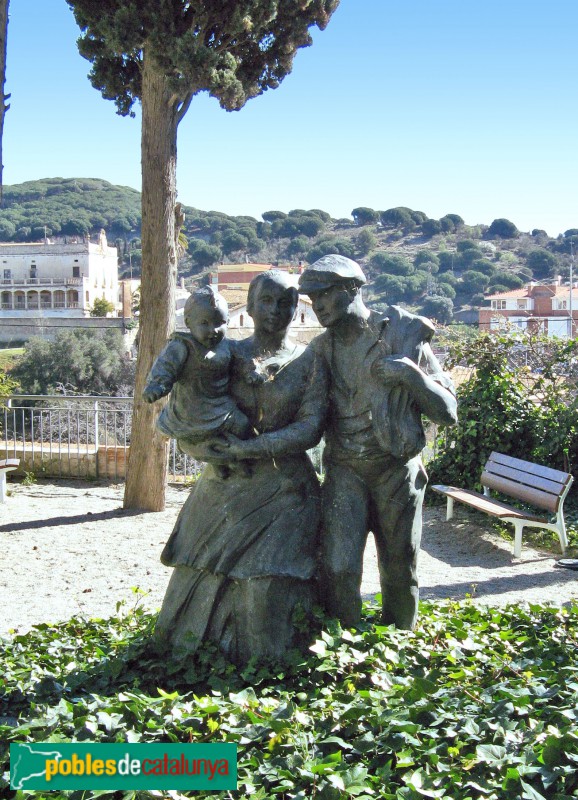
[512, 521, 524, 558]
[446, 496, 454, 521]
[0, 472, 6, 503]
[557, 520, 568, 555]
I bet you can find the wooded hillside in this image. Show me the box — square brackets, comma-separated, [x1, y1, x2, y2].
[1, 177, 576, 322]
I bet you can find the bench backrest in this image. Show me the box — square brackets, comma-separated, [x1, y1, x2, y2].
[481, 451, 573, 514]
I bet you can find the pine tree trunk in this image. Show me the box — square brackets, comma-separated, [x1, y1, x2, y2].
[0, 0, 9, 206]
[123, 48, 178, 511]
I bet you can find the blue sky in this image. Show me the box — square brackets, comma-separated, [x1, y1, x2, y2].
[4, 0, 577, 236]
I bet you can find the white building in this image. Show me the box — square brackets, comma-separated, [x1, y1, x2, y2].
[0, 230, 119, 317]
[175, 287, 322, 344]
[176, 263, 323, 343]
[225, 291, 319, 330]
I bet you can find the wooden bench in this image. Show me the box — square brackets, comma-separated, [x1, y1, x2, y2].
[0, 458, 20, 502]
[432, 451, 573, 558]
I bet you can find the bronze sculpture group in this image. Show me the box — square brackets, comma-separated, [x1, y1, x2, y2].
[149, 255, 457, 664]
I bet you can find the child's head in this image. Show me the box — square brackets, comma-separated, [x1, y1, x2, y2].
[184, 288, 229, 349]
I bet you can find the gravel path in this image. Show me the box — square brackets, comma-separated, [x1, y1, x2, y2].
[1, 481, 577, 636]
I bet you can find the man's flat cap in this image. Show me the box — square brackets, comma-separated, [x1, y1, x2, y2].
[298, 254, 367, 294]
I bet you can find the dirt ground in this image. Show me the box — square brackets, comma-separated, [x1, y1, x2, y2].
[1, 480, 577, 636]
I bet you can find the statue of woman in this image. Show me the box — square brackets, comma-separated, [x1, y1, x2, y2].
[155, 270, 328, 665]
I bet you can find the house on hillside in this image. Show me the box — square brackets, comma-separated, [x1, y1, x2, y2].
[0, 230, 121, 317]
[479, 279, 578, 337]
[0, 231, 136, 347]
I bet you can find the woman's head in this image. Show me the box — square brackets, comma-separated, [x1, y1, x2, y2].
[247, 270, 298, 334]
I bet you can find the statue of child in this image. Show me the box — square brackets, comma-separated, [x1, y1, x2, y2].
[143, 286, 263, 477]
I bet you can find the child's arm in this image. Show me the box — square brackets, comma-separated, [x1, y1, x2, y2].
[143, 339, 188, 403]
[231, 351, 266, 387]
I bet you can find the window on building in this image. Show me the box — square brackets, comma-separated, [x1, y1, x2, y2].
[239, 314, 244, 327]
[517, 300, 527, 309]
[558, 300, 568, 310]
[491, 300, 507, 310]
[301, 312, 305, 323]
[3, 269, 11, 280]
[73, 266, 80, 278]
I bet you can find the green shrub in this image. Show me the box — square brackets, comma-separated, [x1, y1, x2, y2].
[89, 297, 116, 317]
[11, 329, 134, 395]
[429, 331, 578, 490]
[2, 600, 578, 799]
[0, 366, 18, 399]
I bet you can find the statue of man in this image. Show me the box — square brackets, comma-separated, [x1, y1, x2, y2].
[299, 254, 457, 629]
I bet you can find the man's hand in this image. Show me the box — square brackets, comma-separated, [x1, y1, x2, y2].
[372, 356, 418, 386]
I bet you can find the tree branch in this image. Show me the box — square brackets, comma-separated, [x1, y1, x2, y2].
[176, 91, 194, 125]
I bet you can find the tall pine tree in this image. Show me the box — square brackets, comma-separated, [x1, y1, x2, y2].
[67, 0, 339, 510]
[0, 0, 10, 206]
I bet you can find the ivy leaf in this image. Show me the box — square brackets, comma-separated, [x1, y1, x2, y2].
[320, 736, 353, 750]
[520, 780, 548, 800]
[327, 773, 346, 791]
[96, 711, 123, 732]
[341, 765, 373, 795]
[309, 751, 342, 774]
[540, 734, 573, 767]
[475, 744, 508, 765]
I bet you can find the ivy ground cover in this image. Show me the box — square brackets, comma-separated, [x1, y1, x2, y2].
[1, 599, 577, 800]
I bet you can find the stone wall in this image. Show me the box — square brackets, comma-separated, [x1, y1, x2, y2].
[1, 443, 98, 479]
[0, 316, 134, 349]
[1, 444, 131, 480]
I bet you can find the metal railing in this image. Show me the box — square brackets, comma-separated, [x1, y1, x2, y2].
[1, 395, 332, 484]
[1, 395, 202, 483]
[0, 277, 84, 286]
[1, 302, 82, 311]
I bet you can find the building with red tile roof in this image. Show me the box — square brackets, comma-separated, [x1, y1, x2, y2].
[479, 280, 578, 337]
[209, 262, 303, 291]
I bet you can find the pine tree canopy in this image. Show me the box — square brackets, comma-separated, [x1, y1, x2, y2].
[67, 0, 339, 117]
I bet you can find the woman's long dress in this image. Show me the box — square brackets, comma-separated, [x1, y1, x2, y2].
[155, 343, 327, 664]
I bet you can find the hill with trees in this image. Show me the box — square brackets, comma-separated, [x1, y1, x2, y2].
[0, 177, 576, 323]
[0, 177, 141, 240]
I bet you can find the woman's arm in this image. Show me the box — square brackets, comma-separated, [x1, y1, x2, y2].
[177, 435, 235, 464]
[216, 349, 329, 460]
